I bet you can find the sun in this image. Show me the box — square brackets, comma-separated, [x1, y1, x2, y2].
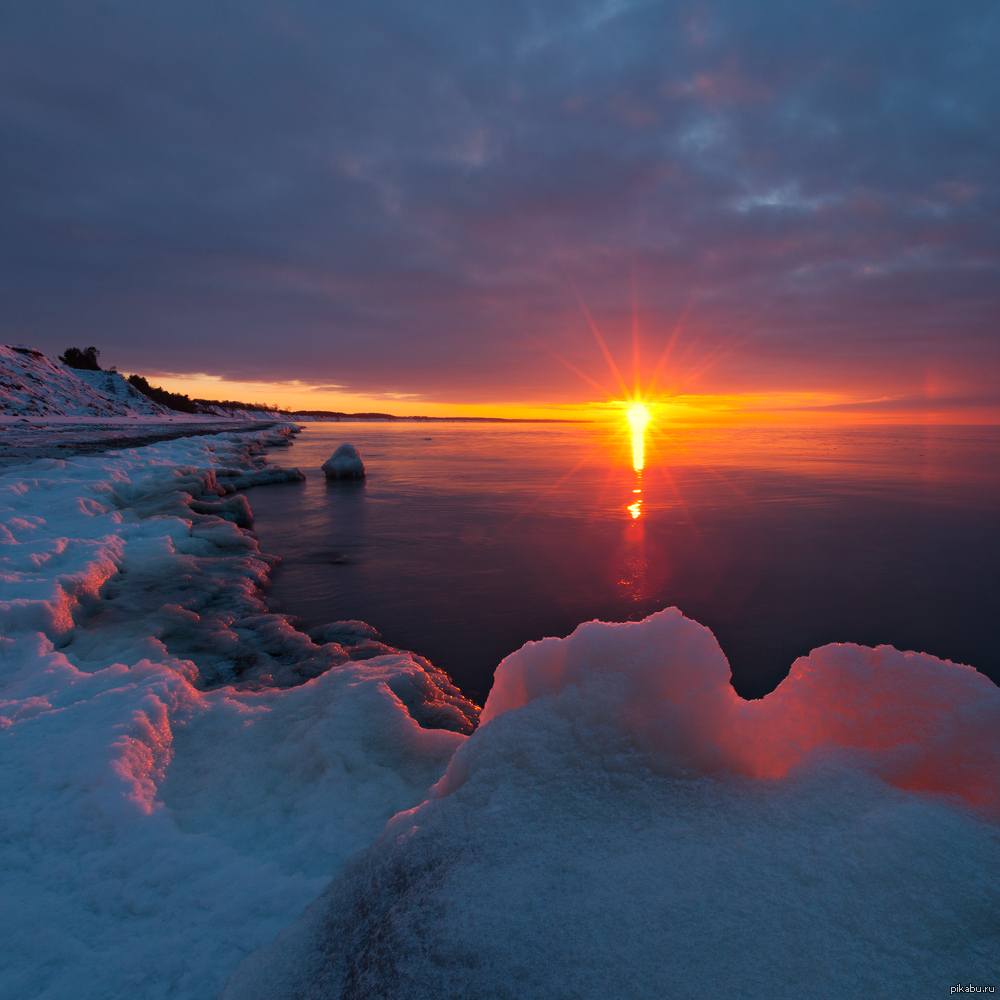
[626, 400, 651, 436]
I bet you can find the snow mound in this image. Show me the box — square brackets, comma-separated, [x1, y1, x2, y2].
[70, 367, 173, 415]
[480, 609, 1000, 813]
[322, 442, 365, 479]
[224, 611, 1000, 999]
[0, 345, 151, 417]
[0, 426, 476, 999]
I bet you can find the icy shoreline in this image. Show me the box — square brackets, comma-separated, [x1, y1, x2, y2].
[0, 425, 476, 999]
[0, 415, 292, 469]
[1, 424, 997, 998]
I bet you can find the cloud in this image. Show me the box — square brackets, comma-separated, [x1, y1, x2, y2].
[1, 0, 998, 407]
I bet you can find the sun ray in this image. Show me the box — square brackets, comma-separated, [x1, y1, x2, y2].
[570, 283, 631, 400]
[670, 330, 752, 392]
[644, 289, 699, 399]
[640, 450, 703, 537]
[663, 305, 767, 395]
[631, 274, 641, 400]
[526, 335, 611, 396]
[504, 445, 605, 523]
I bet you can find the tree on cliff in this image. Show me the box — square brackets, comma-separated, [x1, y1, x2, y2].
[59, 346, 102, 370]
[125, 374, 199, 413]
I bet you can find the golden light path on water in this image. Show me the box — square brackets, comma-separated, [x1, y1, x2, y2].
[625, 401, 651, 518]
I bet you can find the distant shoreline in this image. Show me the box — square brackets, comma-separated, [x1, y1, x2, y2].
[294, 413, 590, 423]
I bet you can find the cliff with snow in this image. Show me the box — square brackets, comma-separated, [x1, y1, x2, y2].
[0, 345, 173, 417]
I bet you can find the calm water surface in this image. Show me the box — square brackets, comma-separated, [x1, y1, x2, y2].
[250, 422, 1000, 701]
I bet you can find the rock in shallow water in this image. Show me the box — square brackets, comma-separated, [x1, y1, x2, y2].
[322, 443, 365, 479]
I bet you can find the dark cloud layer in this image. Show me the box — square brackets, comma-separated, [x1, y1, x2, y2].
[2, 0, 998, 402]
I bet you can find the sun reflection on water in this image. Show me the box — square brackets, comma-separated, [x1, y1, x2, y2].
[628, 487, 642, 519]
[627, 401, 651, 472]
[624, 401, 651, 518]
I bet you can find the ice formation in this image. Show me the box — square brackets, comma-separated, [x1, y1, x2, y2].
[224, 611, 1000, 999]
[321, 442, 365, 479]
[0, 425, 476, 999]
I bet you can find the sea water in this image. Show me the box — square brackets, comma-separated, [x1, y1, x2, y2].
[249, 421, 1000, 700]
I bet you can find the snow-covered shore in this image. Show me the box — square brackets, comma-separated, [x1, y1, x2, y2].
[0, 425, 475, 999]
[1, 424, 997, 998]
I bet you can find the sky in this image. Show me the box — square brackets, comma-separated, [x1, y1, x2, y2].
[2, 0, 998, 420]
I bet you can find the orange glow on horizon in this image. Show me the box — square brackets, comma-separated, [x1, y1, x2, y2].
[127, 283, 1000, 425]
[138, 374, 1000, 426]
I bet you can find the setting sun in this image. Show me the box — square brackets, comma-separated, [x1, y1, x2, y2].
[626, 400, 651, 434]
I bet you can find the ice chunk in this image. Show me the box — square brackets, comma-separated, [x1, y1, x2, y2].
[321, 442, 365, 479]
[188, 492, 254, 527]
[216, 465, 305, 489]
[308, 620, 381, 645]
